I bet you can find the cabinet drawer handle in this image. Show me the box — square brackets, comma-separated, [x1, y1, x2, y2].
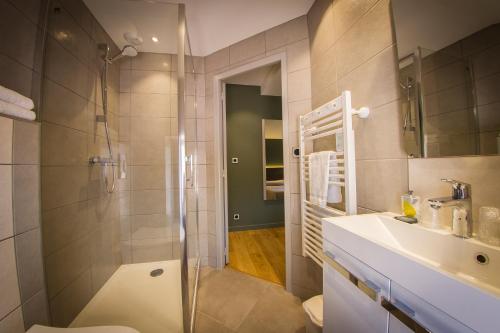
[323, 251, 380, 301]
[381, 297, 431, 333]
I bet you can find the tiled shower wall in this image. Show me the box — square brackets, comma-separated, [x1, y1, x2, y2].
[40, 0, 121, 326]
[203, 16, 323, 299]
[118, 52, 206, 264]
[0, 0, 49, 331]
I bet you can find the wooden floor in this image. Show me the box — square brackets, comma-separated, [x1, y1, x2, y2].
[227, 227, 285, 286]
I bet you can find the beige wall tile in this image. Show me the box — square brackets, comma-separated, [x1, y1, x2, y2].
[129, 139, 166, 166]
[44, 38, 89, 98]
[311, 43, 337, 106]
[335, 0, 393, 79]
[119, 70, 131, 92]
[353, 101, 407, 160]
[22, 289, 50, 329]
[131, 70, 170, 94]
[130, 117, 170, 142]
[308, 0, 334, 62]
[130, 165, 165, 190]
[0, 238, 21, 319]
[41, 123, 87, 166]
[13, 165, 40, 234]
[229, 33, 266, 65]
[0, 116, 13, 164]
[131, 189, 165, 215]
[42, 201, 90, 256]
[338, 46, 399, 109]
[265, 16, 308, 51]
[205, 48, 230, 73]
[288, 99, 311, 133]
[286, 39, 311, 73]
[356, 159, 408, 213]
[471, 43, 500, 79]
[409, 156, 500, 230]
[130, 93, 170, 117]
[131, 238, 172, 263]
[12, 120, 40, 165]
[132, 52, 172, 72]
[291, 254, 322, 292]
[14, 228, 45, 302]
[44, 235, 91, 298]
[41, 166, 88, 210]
[0, 165, 13, 240]
[332, 0, 378, 43]
[476, 72, 500, 106]
[118, 116, 130, 142]
[42, 79, 88, 132]
[0, 306, 24, 333]
[287, 68, 312, 102]
[49, 270, 92, 327]
[119, 93, 130, 116]
[131, 214, 171, 240]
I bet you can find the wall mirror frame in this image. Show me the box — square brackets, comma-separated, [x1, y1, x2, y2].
[391, 0, 500, 158]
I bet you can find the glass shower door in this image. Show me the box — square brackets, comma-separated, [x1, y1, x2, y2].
[177, 4, 201, 332]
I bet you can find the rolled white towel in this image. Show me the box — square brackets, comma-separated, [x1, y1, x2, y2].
[0, 100, 36, 121]
[0, 85, 34, 110]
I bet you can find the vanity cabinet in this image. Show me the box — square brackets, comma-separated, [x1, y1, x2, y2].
[323, 240, 475, 333]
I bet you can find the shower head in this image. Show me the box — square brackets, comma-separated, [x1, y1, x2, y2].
[108, 45, 138, 63]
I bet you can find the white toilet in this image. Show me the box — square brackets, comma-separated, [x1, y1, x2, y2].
[27, 325, 140, 333]
[303, 295, 323, 333]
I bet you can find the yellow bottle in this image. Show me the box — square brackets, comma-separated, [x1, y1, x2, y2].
[401, 190, 420, 220]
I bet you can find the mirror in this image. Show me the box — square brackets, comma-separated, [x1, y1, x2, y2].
[391, 0, 500, 157]
[262, 119, 284, 200]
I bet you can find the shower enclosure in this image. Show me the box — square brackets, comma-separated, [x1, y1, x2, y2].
[38, 0, 200, 332]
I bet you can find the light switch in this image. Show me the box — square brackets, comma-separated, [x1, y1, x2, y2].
[231, 157, 239, 164]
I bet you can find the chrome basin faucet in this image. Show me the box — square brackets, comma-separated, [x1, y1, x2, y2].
[428, 179, 472, 238]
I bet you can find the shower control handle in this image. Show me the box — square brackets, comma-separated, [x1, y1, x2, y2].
[185, 155, 194, 188]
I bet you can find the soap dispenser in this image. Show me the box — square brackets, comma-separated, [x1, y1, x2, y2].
[400, 190, 420, 223]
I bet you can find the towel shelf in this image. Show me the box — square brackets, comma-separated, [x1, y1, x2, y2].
[299, 91, 369, 267]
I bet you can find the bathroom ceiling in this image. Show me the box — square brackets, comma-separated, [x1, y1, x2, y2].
[83, 0, 314, 56]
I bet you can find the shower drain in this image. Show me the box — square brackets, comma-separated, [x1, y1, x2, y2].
[150, 268, 164, 277]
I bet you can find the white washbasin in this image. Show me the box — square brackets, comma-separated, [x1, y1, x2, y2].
[323, 213, 500, 333]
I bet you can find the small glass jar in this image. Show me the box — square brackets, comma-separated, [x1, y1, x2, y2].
[478, 207, 500, 246]
[401, 190, 420, 221]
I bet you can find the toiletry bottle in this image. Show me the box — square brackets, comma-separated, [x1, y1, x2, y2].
[401, 190, 420, 221]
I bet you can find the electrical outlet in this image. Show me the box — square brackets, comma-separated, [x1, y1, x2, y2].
[233, 213, 240, 221]
[231, 157, 239, 164]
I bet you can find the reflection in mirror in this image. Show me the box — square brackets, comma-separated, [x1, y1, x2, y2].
[262, 119, 284, 200]
[392, 0, 500, 157]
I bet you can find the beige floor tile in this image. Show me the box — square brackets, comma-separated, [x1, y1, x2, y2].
[195, 312, 234, 333]
[197, 268, 306, 333]
[237, 284, 306, 333]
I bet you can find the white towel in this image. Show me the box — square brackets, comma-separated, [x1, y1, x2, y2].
[0, 100, 36, 121]
[309, 151, 342, 207]
[0, 85, 34, 110]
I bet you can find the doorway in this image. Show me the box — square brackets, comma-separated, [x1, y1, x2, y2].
[215, 56, 290, 287]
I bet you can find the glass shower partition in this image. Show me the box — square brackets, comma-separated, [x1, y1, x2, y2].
[38, 1, 199, 332]
[177, 4, 201, 332]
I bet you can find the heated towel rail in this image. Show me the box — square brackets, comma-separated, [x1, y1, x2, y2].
[299, 91, 369, 267]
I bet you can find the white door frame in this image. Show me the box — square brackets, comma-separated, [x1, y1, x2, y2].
[213, 52, 292, 290]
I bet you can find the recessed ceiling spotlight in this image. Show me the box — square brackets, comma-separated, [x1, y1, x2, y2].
[152, 36, 159, 43]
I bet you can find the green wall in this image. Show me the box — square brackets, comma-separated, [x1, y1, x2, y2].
[226, 84, 284, 231]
